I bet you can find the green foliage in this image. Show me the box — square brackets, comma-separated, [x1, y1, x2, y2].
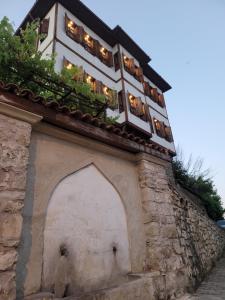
[172, 154, 224, 221]
[0, 17, 115, 121]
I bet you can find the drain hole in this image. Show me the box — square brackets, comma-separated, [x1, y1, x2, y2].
[113, 246, 117, 254]
[60, 244, 68, 257]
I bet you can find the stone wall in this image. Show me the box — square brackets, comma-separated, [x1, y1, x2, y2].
[170, 185, 225, 289]
[0, 114, 31, 300]
[137, 158, 225, 299]
[0, 110, 225, 300]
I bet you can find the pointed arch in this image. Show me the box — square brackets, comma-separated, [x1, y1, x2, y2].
[42, 164, 131, 294]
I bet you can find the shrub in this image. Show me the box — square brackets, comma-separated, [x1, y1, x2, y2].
[172, 152, 224, 221]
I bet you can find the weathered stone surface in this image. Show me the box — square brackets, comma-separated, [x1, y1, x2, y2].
[0, 113, 31, 300]
[0, 199, 24, 214]
[0, 213, 23, 247]
[138, 159, 225, 299]
[0, 271, 16, 300]
[0, 249, 17, 271]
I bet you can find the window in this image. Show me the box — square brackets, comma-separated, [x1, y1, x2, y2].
[164, 126, 173, 142]
[158, 94, 165, 108]
[153, 118, 165, 138]
[65, 14, 81, 42]
[123, 55, 135, 75]
[134, 66, 144, 82]
[118, 91, 124, 113]
[84, 33, 94, 53]
[103, 87, 118, 110]
[143, 81, 165, 108]
[85, 73, 97, 92]
[153, 118, 173, 142]
[99, 47, 113, 67]
[63, 59, 118, 109]
[39, 18, 49, 43]
[65, 14, 114, 68]
[123, 54, 144, 83]
[64, 59, 84, 81]
[128, 93, 147, 122]
[114, 52, 120, 72]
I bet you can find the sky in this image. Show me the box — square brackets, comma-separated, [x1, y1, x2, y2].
[1, 0, 225, 204]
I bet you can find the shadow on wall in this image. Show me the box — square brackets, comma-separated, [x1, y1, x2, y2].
[16, 137, 37, 300]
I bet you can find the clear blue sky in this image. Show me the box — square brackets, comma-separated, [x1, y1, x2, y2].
[1, 0, 225, 204]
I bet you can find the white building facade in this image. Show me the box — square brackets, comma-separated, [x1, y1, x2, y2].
[19, 0, 175, 154]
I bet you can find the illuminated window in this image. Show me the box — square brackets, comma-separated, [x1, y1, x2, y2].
[100, 47, 108, 57]
[84, 34, 94, 48]
[103, 86, 110, 96]
[86, 74, 96, 91]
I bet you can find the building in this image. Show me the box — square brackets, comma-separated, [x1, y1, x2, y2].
[2, 2, 225, 299]
[18, 0, 176, 155]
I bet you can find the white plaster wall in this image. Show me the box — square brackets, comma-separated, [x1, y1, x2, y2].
[128, 112, 151, 133]
[124, 81, 146, 102]
[146, 97, 168, 118]
[41, 41, 54, 59]
[56, 4, 120, 81]
[38, 5, 56, 53]
[43, 164, 131, 293]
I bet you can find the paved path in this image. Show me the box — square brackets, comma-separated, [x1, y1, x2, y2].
[183, 256, 225, 300]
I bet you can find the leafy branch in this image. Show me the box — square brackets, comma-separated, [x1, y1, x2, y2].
[0, 17, 116, 121]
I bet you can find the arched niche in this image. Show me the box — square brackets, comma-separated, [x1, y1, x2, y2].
[42, 164, 131, 296]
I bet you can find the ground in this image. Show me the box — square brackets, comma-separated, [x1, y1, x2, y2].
[180, 254, 225, 300]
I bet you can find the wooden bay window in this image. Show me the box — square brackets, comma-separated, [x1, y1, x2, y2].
[153, 118, 173, 142]
[123, 54, 144, 83]
[143, 81, 165, 108]
[128, 93, 148, 122]
[164, 126, 173, 142]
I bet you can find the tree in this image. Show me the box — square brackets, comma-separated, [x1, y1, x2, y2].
[172, 150, 224, 221]
[0, 17, 117, 120]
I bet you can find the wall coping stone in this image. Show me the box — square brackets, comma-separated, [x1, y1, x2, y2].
[0, 100, 43, 125]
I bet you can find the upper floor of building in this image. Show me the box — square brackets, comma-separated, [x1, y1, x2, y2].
[17, 0, 175, 154]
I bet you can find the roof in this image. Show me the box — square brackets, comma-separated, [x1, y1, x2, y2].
[16, 0, 171, 92]
[142, 64, 171, 92]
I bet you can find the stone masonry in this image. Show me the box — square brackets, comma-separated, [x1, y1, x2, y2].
[0, 114, 31, 300]
[138, 158, 225, 299]
[0, 108, 225, 300]
[138, 159, 189, 299]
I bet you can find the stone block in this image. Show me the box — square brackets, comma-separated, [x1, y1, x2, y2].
[0, 114, 31, 147]
[0, 249, 17, 271]
[0, 213, 23, 247]
[0, 167, 27, 191]
[0, 199, 24, 214]
[145, 222, 160, 237]
[161, 225, 177, 239]
[0, 271, 16, 300]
